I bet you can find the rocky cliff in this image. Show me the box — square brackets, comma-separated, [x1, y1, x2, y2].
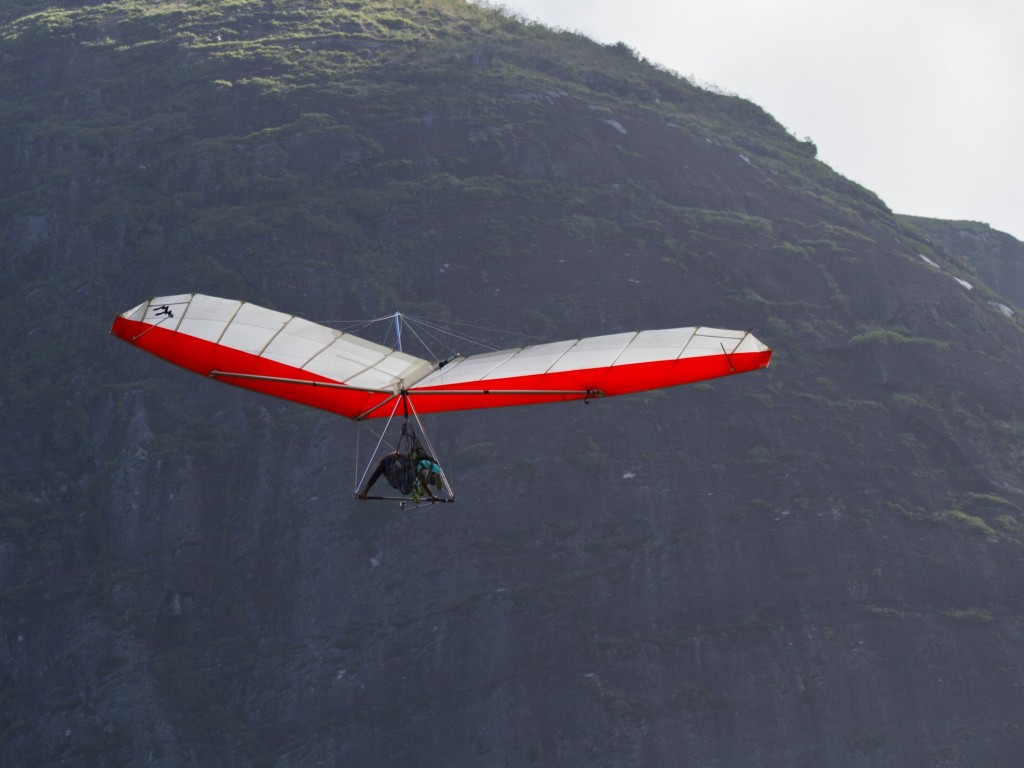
[2, 2, 1024, 766]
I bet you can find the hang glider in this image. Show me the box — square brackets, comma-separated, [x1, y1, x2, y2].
[112, 293, 772, 505]
[111, 293, 772, 421]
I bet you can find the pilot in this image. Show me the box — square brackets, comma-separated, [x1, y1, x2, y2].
[356, 452, 442, 501]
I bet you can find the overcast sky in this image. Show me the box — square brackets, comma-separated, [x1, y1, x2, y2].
[486, 0, 1023, 241]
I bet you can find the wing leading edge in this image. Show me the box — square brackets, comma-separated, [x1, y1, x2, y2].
[111, 294, 771, 419]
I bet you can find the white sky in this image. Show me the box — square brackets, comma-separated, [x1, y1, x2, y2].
[487, 0, 1023, 241]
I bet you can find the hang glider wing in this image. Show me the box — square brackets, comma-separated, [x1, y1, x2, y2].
[111, 294, 433, 420]
[402, 325, 771, 416]
[112, 293, 771, 420]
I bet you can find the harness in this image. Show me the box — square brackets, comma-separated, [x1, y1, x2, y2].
[383, 420, 440, 497]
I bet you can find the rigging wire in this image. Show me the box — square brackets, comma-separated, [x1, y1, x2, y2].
[399, 316, 499, 353]
[403, 396, 455, 500]
[354, 397, 402, 493]
[397, 317, 439, 361]
[352, 395, 455, 502]
[316, 313, 397, 327]
[317, 310, 555, 362]
[403, 313, 556, 348]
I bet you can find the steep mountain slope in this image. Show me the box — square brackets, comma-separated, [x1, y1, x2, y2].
[902, 216, 1024, 310]
[3, 1, 1024, 766]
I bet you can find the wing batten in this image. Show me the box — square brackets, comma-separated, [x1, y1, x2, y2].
[213, 299, 244, 345]
[607, 331, 641, 369]
[112, 293, 771, 420]
[537, 337, 581, 377]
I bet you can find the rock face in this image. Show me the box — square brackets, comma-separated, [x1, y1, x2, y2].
[2, 2, 1024, 766]
[903, 215, 1024, 310]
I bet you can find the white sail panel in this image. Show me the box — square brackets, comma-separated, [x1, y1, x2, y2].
[547, 332, 636, 373]
[678, 328, 747, 357]
[419, 349, 520, 386]
[478, 340, 578, 378]
[185, 294, 241, 323]
[261, 318, 337, 368]
[614, 328, 697, 366]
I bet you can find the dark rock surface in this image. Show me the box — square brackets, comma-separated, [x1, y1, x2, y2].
[2, 2, 1023, 766]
